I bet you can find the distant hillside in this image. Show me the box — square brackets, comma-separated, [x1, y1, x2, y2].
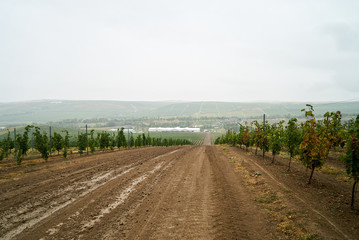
[0, 100, 169, 125]
[149, 101, 359, 119]
[0, 100, 358, 126]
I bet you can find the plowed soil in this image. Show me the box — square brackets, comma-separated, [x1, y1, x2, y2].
[1, 136, 358, 239]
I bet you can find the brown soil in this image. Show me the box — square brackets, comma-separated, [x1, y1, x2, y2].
[0, 144, 358, 239]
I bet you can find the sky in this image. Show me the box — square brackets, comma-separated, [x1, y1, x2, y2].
[0, 0, 359, 103]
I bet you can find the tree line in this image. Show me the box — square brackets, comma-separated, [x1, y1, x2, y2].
[215, 104, 359, 209]
[0, 127, 192, 164]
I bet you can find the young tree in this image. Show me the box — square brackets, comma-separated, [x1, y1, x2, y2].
[33, 127, 50, 161]
[52, 132, 63, 155]
[62, 130, 70, 158]
[98, 132, 110, 151]
[341, 115, 359, 209]
[300, 104, 331, 184]
[109, 132, 116, 150]
[253, 121, 262, 155]
[0, 130, 12, 160]
[147, 133, 152, 146]
[16, 125, 33, 156]
[135, 134, 142, 147]
[129, 133, 134, 148]
[116, 128, 126, 149]
[269, 121, 284, 164]
[241, 126, 250, 151]
[142, 133, 147, 146]
[77, 133, 87, 155]
[323, 111, 343, 150]
[163, 138, 169, 147]
[89, 130, 96, 153]
[259, 121, 270, 159]
[17, 149, 23, 165]
[284, 118, 301, 171]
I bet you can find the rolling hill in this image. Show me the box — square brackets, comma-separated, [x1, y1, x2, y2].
[0, 100, 358, 126]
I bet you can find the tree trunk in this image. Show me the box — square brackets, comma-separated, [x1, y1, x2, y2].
[288, 156, 292, 171]
[308, 166, 315, 184]
[272, 154, 275, 164]
[351, 180, 358, 209]
[262, 149, 265, 159]
[255, 146, 258, 155]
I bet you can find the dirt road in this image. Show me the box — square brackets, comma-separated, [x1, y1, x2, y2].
[1, 146, 269, 240]
[1, 144, 357, 239]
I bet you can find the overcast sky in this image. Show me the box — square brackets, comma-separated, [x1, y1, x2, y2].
[1, 0, 358, 103]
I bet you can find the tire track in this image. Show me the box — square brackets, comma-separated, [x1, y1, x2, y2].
[0, 147, 180, 240]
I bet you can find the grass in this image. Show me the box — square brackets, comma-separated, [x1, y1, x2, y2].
[301, 234, 323, 240]
[256, 192, 278, 204]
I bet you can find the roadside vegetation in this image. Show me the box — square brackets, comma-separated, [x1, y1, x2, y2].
[215, 104, 359, 209]
[0, 127, 195, 164]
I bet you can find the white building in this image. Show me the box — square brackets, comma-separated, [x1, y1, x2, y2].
[110, 128, 136, 133]
[148, 127, 200, 132]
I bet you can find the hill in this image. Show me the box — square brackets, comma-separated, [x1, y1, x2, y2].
[0, 100, 358, 126]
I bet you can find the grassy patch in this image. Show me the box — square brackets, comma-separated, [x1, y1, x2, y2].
[256, 192, 278, 204]
[321, 165, 350, 181]
[301, 233, 322, 240]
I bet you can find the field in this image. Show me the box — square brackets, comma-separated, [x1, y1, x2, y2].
[1, 134, 358, 239]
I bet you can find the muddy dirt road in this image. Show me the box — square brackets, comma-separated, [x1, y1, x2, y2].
[1, 146, 269, 240]
[1, 143, 357, 239]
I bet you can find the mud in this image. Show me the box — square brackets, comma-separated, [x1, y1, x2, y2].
[1, 144, 358, 239]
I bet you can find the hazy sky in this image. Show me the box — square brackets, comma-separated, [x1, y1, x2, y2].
[1, 0, 359, 102]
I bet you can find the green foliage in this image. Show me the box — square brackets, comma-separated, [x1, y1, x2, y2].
[16, 125, 33, 156]
[33, 127, 50, 161]
[259, 121, 270, 157]
[341, 115, 359, 208]
[116, 128, 126, 149]
[324, 111, 343, 149]
[17, 149, 23, 165]
[109, 133, 116, 150]
[63, 148, 68, 159]
[52, 132, 63, 155]
[241, 125, 251, 150]
[89, 130, 96, 153]
[342, 115, 359, 180]
[77, 133, 87, 155]
[268, 121, 284, 163]
[62, 130, 70, 158]
[129, 133, 134, 148]
[0, 130, 12, 160]
[284, 118, 302, 170]
[300, 105, 331, 184]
